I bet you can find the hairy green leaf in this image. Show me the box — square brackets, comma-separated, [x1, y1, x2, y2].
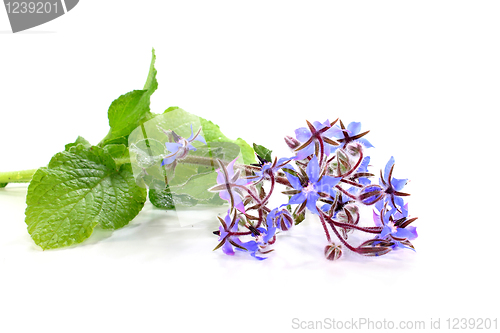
[25, 145, 147, 250]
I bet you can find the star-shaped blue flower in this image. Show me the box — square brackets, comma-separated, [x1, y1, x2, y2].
[380, 156, 409, 213]
[373, 204, 418, 250]
[209, 158, 250, 213]
[331, 121, 374, 149]
[161, 125, 206, 166]
[285, 155, 341, 214]
[294, 120, 340, 160]
[248, 157, 293, 184]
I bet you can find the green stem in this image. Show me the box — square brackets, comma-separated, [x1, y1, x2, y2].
[0, 169, 38, 184]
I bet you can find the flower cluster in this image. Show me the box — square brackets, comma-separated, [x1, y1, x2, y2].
[157, 119, 418, 261]
[207, 119, 418, 261]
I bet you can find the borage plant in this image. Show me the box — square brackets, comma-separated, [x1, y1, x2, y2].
[0, 50, 418, 261]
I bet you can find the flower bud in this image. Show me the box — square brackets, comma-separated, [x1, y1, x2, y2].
[284, 136, 301, 149]
[358, 185, 383, 205]
[336, 204, 359, 239]
[345, 142, 363, 156]
[356, 238, 393, 257]
[276, 208, 294, 231]
[336, 204, 359, 225]
[324, 243, 342, 261]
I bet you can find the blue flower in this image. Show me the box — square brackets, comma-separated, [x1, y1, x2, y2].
[209, 158, 250, 213]
[321, 190, 355, 218]
[357, 156, 409, 209]
[237, 227, 276, 260]
[373, 204, 418, 250]
[294, 120, 340, 160]
[379, 156, 409, 213]
[331, 121, 374, 149]
[215, 211, 243, 256]
[285, 155, 341, 214]
[161, 125, 206, 166]
[248, 157, 292, 183]
[215, 210, 276, 260]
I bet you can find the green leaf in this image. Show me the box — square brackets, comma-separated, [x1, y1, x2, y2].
[253, 143, 272, 162]
[101, 49, 158, 146]
[25, 145, 147, 250]
[103, 90, 149, 141]
[65, 136, 91, 151]
[143, 48, 158, 92]
[0, 183, 7, 188]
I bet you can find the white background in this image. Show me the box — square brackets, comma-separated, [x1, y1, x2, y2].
[1, 1, 499, 332]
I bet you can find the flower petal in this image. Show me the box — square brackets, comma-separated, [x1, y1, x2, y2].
[384, 156, 395, 182]
[379, 225, 391, 238]
[286, 173, 302, 190]
[328, 125, 345, 139]
[161, 155, 177, 166]
[187, 124, 194, 141]
[321, 203, 332, 212]
[295, 127, 312, 142]
[306, 155, 320, 183]
[313, 120, 329, 131]
[406, 226, 418, 240]
[227, 158, 238, 178]
[295, 142, 315, 160]
[164, 142, 182, 153]
[219, 190, 230, 201]
[347, 122, 361, 136]
[392, 177, 407, 191]
[391, 196, 406, 215]
[232, 193, 246, 213]
[306, 192, 320, 214]
[357, 137, 374, 148]
[221, 240, 235, 255]
[194, 134, 206, 145]
[263, 227, 277, 243]
[373, 210, 382, 227]
[394, 227, 415, 240]
[317, 175, 341, 194]
[289, 192, 306, 205]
